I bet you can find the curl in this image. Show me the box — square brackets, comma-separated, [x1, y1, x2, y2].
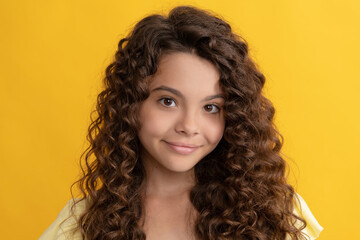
[70, 5, 307, 240]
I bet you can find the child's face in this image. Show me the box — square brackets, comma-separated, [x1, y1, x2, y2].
[138, 52, 225, 174]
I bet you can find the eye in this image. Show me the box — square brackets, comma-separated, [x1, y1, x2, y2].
[204, 104, 220, 114]
[159, 97, 176, 107]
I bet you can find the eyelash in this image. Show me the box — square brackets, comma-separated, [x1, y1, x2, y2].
[158, 97, 221, 114]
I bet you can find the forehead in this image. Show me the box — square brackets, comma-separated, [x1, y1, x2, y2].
[148, 52, 222, 94]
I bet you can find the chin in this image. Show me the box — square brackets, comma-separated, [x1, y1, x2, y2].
[163, 160, 200, 173]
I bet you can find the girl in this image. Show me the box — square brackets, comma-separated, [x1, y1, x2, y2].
[39, 6, 323, 240]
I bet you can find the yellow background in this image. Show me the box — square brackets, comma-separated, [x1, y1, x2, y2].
[1, 0, 359, 239]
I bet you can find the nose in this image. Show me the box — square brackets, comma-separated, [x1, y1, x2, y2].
[175, 109, 200, 136]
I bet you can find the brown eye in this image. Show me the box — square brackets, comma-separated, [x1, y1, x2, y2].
[159, 98, 176, 107]
[204, 104, 220, 113]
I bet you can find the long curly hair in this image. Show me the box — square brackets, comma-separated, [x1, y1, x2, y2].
[70, 5, 307, 240]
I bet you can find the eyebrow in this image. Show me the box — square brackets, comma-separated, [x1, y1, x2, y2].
[151, 85, 225, 102]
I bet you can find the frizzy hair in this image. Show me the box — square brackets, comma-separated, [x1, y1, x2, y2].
[70, 5, 307, 240]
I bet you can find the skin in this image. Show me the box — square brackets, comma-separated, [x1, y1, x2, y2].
[137, 52, 225, 239]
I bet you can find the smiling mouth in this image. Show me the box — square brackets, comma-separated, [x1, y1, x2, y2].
[163, 141, 200, 155]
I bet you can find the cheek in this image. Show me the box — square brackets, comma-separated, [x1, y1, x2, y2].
[203, 118, 225, 144]
[139, 107, 173, 138]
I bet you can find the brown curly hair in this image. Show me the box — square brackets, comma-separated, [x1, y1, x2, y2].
[70, 5, 307, 240]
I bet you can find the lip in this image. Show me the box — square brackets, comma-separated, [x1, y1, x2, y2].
[164, 141, 200, 148]
[163, 141, 200, 155]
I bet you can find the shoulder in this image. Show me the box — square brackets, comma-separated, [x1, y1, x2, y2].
[289, 192, 324, 240]
[38, 199, 87, 240]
